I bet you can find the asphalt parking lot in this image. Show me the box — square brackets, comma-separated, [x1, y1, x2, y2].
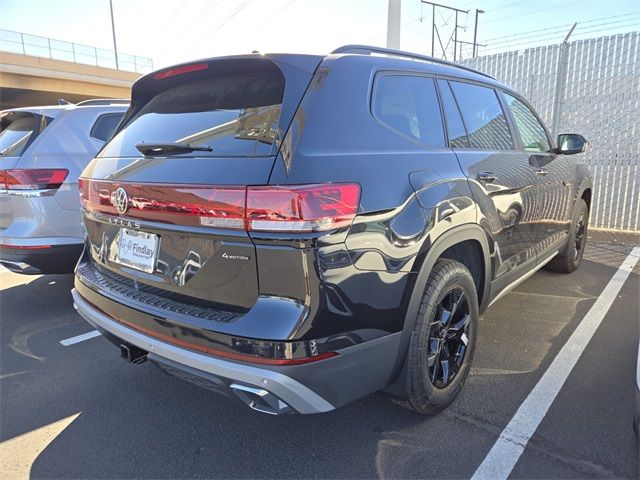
[1, 237, 638, 479]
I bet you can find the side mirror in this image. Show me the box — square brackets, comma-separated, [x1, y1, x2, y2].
[555, 133, 587, 155]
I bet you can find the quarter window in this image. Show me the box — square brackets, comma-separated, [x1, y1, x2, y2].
[449, 81, 514, 150]
[373, 75, 445, 147]
[504, 93, 550, 152]
[90, 113, 124, 142]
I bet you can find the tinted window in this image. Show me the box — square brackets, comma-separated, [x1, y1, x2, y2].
[101, 70, 285, 158]
[449, 81, 514, 150]
[437, 80, 469, 148]
[90, 113, 124, 142]
[373, 75, 445, 147]
[504, 93, 550, 152]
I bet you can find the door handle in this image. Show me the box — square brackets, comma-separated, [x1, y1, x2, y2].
[477, 171, 497, 183]
[536, 168, 548, 176]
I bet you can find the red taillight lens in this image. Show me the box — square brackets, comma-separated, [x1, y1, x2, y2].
[79, 180, 360, 232]
[246, 184, 360, 232]
[2, 169, 69, 190]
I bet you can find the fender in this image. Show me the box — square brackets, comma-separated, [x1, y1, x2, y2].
[552, 179, 592, 255]
[573, 160, 592, 203]
[576, 181, 593, 206]
[382, 223, 491, 397]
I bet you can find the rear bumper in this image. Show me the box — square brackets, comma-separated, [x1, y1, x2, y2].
[71, 288, 401, 414]
[0, 243, 83, 274]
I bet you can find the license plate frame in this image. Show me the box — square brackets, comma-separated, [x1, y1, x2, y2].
[113, 228, 160, 274]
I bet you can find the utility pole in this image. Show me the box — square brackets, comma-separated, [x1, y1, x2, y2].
[473, 9, 485, 57]
[457, 40, 485, 60]
[421, 1, 468, 60]
[454, 10, 459, 61]
[109, 0, 119, 69]
[386, 0, 402, 49]
[431, 3, 435, 56]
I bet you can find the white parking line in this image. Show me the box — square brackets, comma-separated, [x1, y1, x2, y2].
[472, 246, 640, 480]
[60, 330, 102, 346]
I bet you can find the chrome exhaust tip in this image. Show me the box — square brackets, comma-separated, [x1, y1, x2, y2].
[230, 383, 292, 415]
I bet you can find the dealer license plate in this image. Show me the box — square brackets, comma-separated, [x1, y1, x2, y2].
[114, 228, 159, 273]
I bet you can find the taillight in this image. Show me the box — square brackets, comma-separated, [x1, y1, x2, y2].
[79, 180, 360, 233]
[80, 179, 246, 228]
[246, 184, 360, 232]
[1, 169, 69, 190]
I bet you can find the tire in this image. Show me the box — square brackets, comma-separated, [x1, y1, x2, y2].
[545, 199, 588, 274]
[397, 258, 479, 415]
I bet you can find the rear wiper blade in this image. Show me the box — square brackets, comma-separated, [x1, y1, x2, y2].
[135, 142, 212, 156]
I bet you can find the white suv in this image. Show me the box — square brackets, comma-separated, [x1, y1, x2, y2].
[0, 100, 127, 274]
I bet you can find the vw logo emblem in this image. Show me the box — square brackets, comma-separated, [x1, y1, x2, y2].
[113, 187, 129, 215]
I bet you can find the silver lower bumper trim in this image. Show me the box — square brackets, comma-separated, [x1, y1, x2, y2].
[71, 288, 335, 414]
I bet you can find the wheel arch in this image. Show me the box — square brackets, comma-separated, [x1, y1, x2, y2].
[580, 187, 592, 210]
[382, 223, 491, 397]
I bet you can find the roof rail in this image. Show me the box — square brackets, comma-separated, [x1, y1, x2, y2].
[331, 45, 494, 80]
[76, 98, 130, 106]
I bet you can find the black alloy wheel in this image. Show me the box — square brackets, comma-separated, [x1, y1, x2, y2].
[574, 211, 586, 260]
[546, 198, 589, 273]
[427, 287, 470, 389]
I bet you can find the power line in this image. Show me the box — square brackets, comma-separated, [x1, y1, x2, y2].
[482, 1, 584, 25]
[157, 0, 189, 32]
[487, 17, 640, 48]
[192, 0, 253, 51]
[246, 0, 294, 38]
[483, 13, 640, 42]
[170, 0, 223, 44]
[480, 23, 639, 53]
[483, 23, 575, 42]
[486, 16, 640, 47]
[486, 0, 528, 13]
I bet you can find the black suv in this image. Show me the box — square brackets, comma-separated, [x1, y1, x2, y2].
[72, 46, 591, 415]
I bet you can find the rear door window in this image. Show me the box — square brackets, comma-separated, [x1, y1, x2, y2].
[373, 74, 445, 147]
[449, 81, 514, 150]
[90, 113, 124, 142]
[102, 70, 285, 158]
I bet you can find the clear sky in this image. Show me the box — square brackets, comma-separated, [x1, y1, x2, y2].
[0, 0, 638, 69]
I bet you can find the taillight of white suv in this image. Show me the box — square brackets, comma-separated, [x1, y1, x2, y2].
[0, 169, 69, 193]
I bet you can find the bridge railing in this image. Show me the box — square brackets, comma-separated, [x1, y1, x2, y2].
[0, 28, 153, 74]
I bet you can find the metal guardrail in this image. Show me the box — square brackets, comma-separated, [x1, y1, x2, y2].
[0, 28, 153, 74]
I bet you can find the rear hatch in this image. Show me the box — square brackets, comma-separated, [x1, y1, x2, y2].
[79, 55, 322, 311]
[0, 109, 57, 230]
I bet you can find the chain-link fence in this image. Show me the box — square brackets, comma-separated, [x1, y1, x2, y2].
[463, 31, 639, 231]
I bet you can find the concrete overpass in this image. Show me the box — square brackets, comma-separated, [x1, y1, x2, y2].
[0, 51, 141, 109]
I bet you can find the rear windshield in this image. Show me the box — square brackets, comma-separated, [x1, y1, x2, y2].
[101, 70, 285, 158]
[0, 113, 49, 158]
